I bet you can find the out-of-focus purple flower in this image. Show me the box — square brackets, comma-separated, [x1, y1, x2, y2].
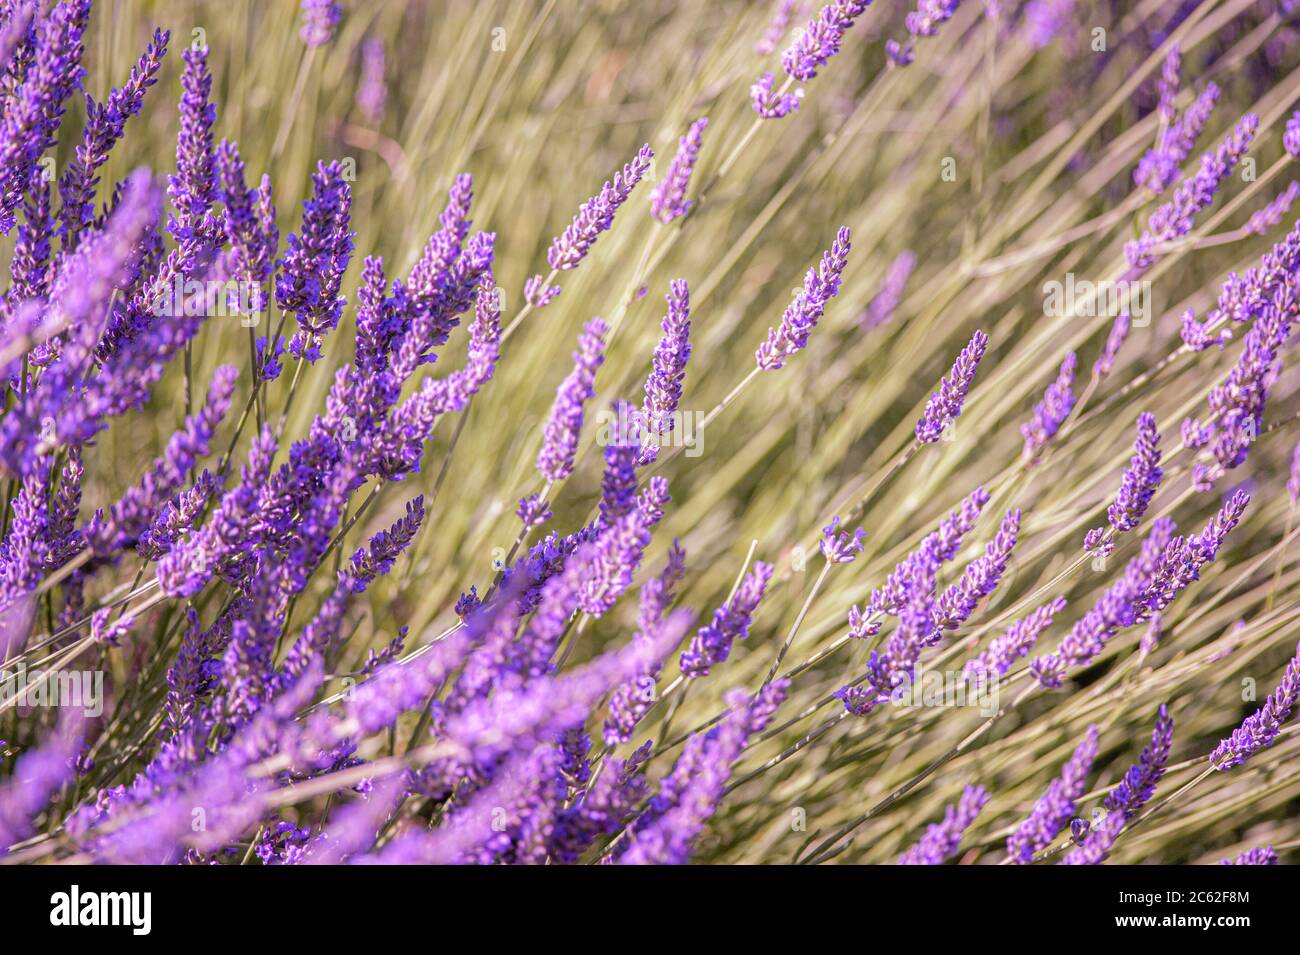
[1006, 725, 1098, 864]
[1285, 110, 1300, 159]
[0, 713, 83, 847]
[604, 543, 687, 745]
[620, 684, 788, 864]
[1023, 0, 1075, 49]
[750, 70, 802, 119]
[819, 516, 865, 564]
[964, 596, 1067, 676]
[887, 0, 958, 66]
[1126, 114, 1258, 269]
[546, 144, 652, 272]
[1104, 704, 1173, 819]
[897, 784, 988, 864]
[299, 0, 341, 48]
[650, 118, 707, 224]
[860, 250, 915, 330]
[915, 330, 987, 443]
[357, 38, 386, 125]
[536, 318, 607, 482]
[782, 1, 871, 81]
[1134, 64, 1220, 196]
[1021, 352, 1076, 463]
[1288, 441, 1300, 505]
[1138, 613, 1161, 658]
[680, 561, 775, 677]
[1092, 312, 1130, 379]
[1220, 846, 1277, 865]
[1211, 641, 1299, 770]
[276, 160, 354, 362]
[755, 0, 802, 55]
[756, 226, 851, 370]
[1246, 181, 1299, 236]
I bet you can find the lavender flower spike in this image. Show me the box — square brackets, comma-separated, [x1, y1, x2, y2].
[750, 71, 802, 119]
[1085, 412, 1162, 556]
[1021, 352, 1076, 463]
[1285, 110, 1300, 160]
[546, 144, 652, 271]
[536, 318, 608, 482]
[1211, 641, 1300, 770]
[639, 279, 692, 465]
[819, 516, 865, 564]
[915, 330, 988, 443]
[781, 1, 872, 82]
[1006, 725, 1099, 864]
[1104, 704, 1173, 819]
[299, 0, 341, 47]
[680, 561, 775, 677]
[650, 118, 708, 224]
[1092, 312, 1130, 380]
[756, 226, 851, 370]
[1289, 440, 1300, 505]
[964, 596, 1067, 677]
[897, 784, 989, 865]
[1220, 846, 1277, 865]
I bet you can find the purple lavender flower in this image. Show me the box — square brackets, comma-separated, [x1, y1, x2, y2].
[639, 279, 691, 464]
[1092, 312, 1130, 379]
[887, 0, 958, 66]
[860, 250, 914, 330]
[276, 160, 354, 362]
[1134, 68, 1220, 195]
[936, 508, 1019, 630]
[755, 0, 802, 55]
[357, 38, 386, 125]
[1246, 181, 1299, 236]
[781, 1, 872, 81]
[897, 784, 988, 865]
[1104, 704, 1173, 819]
[1006, 725, 1098, 864]
[1219, 846, 1277, 865]
[756, 226, 851, 370]
[1211, 641, 1300, 770]
[1285, 109, 1300, 160]
[620, 684, 787, 864]
[217, 138, 278, 309]
[545, 144, 652, 272]
[750, 71, 802, 119]
[1125, 114, 1259, 269]
[299, 0, 341, 48]
[819, 516, 865, 564]
[58, 27, 168, 244]
[650, 118, 707, 224]
[1060, 808, 1123, 865]
[1086, 412, 1163, 555]
[0, 713, 83, 847]
[680, 561, 775, 677]
[536, 318, 607, 482]
[1288, 440, 1300, 505]
[0, 0, 92, 233]
[1021, 351, 1076, 462]
[964, 596, 1067, 676]
[915, 330, 988, 443]
[167, 46, 217, 249]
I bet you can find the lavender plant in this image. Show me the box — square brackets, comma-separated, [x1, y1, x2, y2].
[0, 0, 1298, 870]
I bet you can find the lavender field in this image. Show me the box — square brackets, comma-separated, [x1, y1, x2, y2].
[0, 0, 1298, 869]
